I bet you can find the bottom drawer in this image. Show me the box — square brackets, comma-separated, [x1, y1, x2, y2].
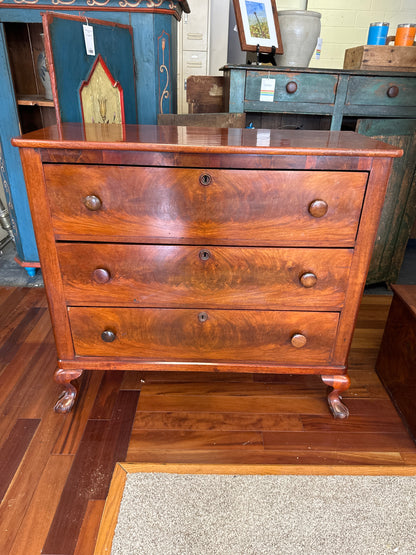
[69, 307, 339, 365]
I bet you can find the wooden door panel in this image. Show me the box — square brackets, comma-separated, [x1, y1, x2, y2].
[42, 13, 137, 125]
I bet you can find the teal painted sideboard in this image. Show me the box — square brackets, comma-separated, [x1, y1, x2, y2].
[0, 1, 188, 271]
[222, 65, 416, 284]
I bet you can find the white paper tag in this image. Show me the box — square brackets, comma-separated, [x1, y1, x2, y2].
[260, 78, 275, 102]
[83, 24, 95, 56]
[256, 129, 270, 146]
[315, 37, 323, 59]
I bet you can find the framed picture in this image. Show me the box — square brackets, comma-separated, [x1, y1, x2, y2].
[233, 0, 283, 54]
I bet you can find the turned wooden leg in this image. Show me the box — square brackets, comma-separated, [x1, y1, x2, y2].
[54, 368, 83, 413]
[321, 374, 351, 419]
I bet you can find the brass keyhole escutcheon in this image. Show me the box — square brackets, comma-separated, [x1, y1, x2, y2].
[198, 311, 208, 323]
[101, 329, 116, 342]
[199, 173, 212, 186]
[199, 249, 211, 261]
[83, 194, 102, 211]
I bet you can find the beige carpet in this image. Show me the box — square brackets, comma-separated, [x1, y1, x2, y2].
[111, 472, 416, 555]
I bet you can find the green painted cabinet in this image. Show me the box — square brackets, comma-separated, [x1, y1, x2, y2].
[223, 65, 416, 284]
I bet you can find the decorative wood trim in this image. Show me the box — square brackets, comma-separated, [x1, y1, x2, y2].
[58, 358, 347, 374]
[79, 54, 125, 126]
[0, 1, 184, 19]
[158, 30, 171, 115]
[14, 255, 41, 269]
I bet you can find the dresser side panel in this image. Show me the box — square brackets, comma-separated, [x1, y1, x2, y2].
[19, 148, 74, 359]
[333, 157, 394, 365]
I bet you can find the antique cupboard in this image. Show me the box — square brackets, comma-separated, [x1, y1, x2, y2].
[223, 65, 416, 284]
[0, 0, 188, 271]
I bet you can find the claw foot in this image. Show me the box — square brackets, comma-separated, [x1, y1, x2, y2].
[321, 374, 350, 419]
[54, 368, 83, 413]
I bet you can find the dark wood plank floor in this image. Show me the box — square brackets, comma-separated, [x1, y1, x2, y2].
[0, 287, 415, 554]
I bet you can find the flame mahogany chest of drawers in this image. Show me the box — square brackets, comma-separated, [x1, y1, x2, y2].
[12, 123, 401, 416]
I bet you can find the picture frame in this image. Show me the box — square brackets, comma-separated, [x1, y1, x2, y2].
[233, 0, 283, 54]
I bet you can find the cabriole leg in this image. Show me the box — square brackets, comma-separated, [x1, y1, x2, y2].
[321, 374, 351, 419]
[54, 368, 83, 413]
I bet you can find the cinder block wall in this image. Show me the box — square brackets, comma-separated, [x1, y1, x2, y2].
[277, 0, 416, 69]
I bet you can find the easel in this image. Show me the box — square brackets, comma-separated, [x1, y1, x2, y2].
[255, 44, 277, 66]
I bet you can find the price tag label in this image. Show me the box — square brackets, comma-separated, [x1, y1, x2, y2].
[260, 78, 275, 102]
[83, 24, 95, 56]
[256, 129, 270, 146]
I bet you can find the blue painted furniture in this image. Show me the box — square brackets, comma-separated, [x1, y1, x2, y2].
[0, 0, 188, 272]
[222, 65, 416, 284]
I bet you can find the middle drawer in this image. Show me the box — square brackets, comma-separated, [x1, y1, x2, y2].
[57, 243, 353, 310]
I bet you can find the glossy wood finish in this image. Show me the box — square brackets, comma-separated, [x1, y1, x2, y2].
[321, 374, 351, 419]
[1, 289, 416, 555]
[44, 166, 367, 246]
[57, 244, 353, 310]
[12, 123, 402, 157]
[376, 285, 416, 442]
[69, 307, 339, 364]
[13, 124, 401, 415]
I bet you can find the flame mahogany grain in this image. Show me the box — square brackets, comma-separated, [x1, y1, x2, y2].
[13, 124, 401, 415]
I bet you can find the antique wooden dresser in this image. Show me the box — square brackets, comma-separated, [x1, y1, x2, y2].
[12, 123, 401, 417]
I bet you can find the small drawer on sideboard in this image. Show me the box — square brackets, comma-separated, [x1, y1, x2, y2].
[68, 307, 339, 365]
[44, 165, 367, 247]
[57, 243, 353, 310]
[346, 76, 416, 107]
[245, 71, 338, 104]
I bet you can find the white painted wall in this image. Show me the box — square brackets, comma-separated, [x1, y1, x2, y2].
[275, 0, 416, 69]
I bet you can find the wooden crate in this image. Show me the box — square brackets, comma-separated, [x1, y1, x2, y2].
[344, 45, 416, 72]
[158, 113, 246, 128]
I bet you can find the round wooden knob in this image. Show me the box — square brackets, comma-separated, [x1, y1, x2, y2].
[286, 81, 297, 94]
[93, 268, 111, 284]
[387, 85, 399, 98]
[101, 330, 116, 342]
[291, 333, 307, 348]
[300, 272, 317, 288]
[83, 194, 102, 211]
[308, 199, 328, 218]
[199, 173, 212, 186]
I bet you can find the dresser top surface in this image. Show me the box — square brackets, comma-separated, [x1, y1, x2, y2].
[12, 123, 402, 158]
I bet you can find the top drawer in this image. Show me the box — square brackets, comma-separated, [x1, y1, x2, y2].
[346, 76, 416, 107]
[245, 71, 338, 104]
[43, 166, 367, 247]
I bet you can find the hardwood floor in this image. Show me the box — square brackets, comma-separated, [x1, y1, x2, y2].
[0, 287, 415, 554]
